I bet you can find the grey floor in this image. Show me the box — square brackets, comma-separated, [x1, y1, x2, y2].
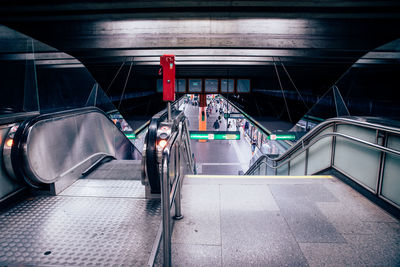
[169, 175, 400, 267]
[184, 103, 253, 175]
[0, 179, 161, 266]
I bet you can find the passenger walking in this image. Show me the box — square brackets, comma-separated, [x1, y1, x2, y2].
[251, 138, 257, 156]
[213, 119, 220, 130]
[244, 121, 249, 136]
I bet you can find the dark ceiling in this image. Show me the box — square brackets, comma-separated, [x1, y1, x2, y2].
[1, 1, 400, 121]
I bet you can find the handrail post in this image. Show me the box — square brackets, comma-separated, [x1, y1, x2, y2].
[161, 152, 171, 267]
[173, 179, 183, 220]
[167, 102, 172, 122]
[174, 149, 183, 220]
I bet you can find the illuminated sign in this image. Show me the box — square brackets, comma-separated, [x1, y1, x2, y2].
[190, 131, 240, 140]
[268, 134, 296, 141]
[125, 133, 136, 139]
[224, 113, 244, 119]
[189, 79, 202, 92]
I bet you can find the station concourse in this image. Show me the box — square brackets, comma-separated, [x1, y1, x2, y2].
[0, 2, 400, 266]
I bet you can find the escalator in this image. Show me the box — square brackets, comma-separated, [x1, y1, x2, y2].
[0, 96, 195, 266]
[215, 95, 295, 167]
[6, 107, 142, 191]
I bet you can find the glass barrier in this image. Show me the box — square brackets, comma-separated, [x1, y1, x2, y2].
[291, 85, 350, 133]
[0, 25, 96, 116]
[85, 82, 147, 155]
[0, 25, 144, 156]
[0, 28, 39, 117]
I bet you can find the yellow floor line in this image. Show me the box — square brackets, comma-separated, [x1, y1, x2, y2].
[186, 175, 333, 179]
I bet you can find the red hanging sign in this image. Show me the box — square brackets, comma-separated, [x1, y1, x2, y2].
[160, 55, 175, 102]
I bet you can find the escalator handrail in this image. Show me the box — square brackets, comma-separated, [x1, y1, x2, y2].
[114, 95, 186, 150]
[150, 95, 186, 121]
[11, 106, 138, 187]
[16, 107, 100, 127]
[105, 109, 149, 137]
[219, 95, 301, 150]
[144, 95, 188, 193]
[218, 95, 294, 149]
[179, 117, 196, 174]
[11, 107, 105, 187]
[0, 111, 40, 125]
[218, 95, 272, 136]
[134, 120, 150, 136]
[32, 107, 142, 157]
[247, 131, 400, 174]
[245, 116, 400, 175]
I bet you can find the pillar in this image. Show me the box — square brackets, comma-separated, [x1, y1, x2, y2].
[199, 94, 207, 142]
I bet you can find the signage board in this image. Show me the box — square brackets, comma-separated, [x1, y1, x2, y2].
[190, 131, 240, 140]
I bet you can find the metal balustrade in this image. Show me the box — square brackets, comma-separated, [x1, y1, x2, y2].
[146, 114, 195, 267]
[246, 117, 400, 211]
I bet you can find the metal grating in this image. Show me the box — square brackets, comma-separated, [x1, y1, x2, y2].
[59, 180, 145, 198]
[0, 196, 161, 266]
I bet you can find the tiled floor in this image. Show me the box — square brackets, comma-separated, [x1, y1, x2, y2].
[170, 175, 400, 266]
[185, 103, 254, 175]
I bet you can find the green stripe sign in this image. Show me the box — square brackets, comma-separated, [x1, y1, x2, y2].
[267, 134, 296, 141]
[190, 131, 240, 140]
[125, 133, 136, 139]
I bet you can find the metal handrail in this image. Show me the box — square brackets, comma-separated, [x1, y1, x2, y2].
[159, 129, 179, 266]
[247, 131, 400, 173]
[246, 117, 400, 175]
[218, 94, 293, 149]
[149, 95, 186, 121]
[218, 95, 272, 136]
[159, 115, 195, 267]
[134, 120, 150, 136]
[182, 119, 196, 173]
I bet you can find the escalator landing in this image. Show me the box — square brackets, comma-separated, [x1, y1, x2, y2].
[60, 179, 145, 198]
[0, 181, 160, 266]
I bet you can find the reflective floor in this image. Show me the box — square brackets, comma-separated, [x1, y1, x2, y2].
[170, 175, 400, 266]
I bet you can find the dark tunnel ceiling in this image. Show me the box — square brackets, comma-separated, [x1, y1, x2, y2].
[1, 1, 400, 96]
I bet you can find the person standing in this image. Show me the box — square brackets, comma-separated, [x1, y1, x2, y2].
[251, 138, 257, 156]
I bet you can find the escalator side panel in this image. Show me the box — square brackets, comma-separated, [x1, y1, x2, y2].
[146, 118, 161, 194]
[10, 107, 139, 190]
[0, 124, 23, 201]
